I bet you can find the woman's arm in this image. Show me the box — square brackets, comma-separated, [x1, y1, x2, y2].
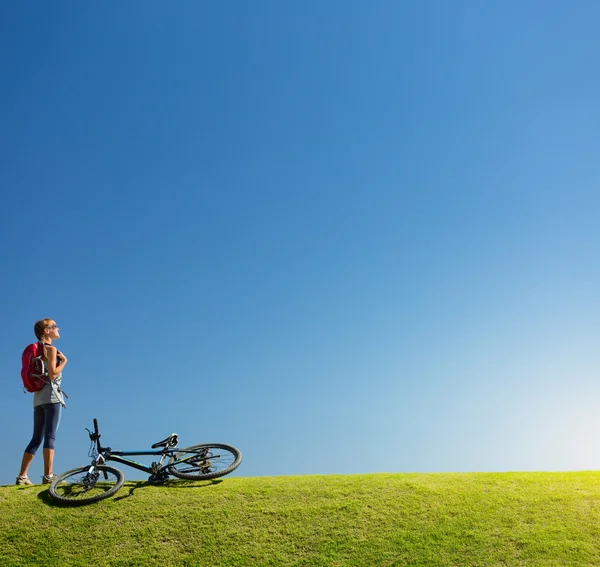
[45, 345, 68, 380]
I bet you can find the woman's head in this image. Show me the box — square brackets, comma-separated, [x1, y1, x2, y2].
[34, 319, 59, 341]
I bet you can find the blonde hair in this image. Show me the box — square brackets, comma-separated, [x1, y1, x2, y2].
[34, 319, 54, 341]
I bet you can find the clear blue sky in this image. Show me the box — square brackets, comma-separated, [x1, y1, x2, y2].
[2, 1, 600, 485]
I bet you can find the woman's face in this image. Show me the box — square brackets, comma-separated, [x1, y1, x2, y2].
[45, 321, 60, 340]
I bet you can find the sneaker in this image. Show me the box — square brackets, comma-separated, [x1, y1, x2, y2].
[42, 474, 58, 485]
[16, 475, 33, 486]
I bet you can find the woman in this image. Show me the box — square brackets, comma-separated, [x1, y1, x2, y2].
[16, 319, 68, 485]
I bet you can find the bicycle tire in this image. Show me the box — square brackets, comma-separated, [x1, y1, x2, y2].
[168, 444, 242, 481]
[49, 465, 125, 505]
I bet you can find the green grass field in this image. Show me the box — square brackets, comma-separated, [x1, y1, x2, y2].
[2, 472, 600, 566]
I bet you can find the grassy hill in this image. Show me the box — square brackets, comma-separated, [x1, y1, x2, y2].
[2, 472, 600, 566]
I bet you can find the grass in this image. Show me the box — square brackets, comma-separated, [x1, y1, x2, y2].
[2, 472, 600, 566]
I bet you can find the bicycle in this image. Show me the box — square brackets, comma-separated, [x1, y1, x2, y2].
[49, 418, 242, 505]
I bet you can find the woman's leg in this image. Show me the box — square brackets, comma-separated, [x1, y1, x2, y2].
[20, 406, 45, 477]
[19, 452, 35, 478]
[43, 448, 54, 477]
[42, 404, 61, 477]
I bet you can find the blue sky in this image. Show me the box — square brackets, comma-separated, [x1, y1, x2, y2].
[2, 1, 600, 485]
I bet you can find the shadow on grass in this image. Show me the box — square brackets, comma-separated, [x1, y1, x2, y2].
[38, 478, 223, 507]
[165, 479, 223, 489]
[111, 481, 147, 502]
[37, 489, 56, 506]
[111, 479, 223, 501]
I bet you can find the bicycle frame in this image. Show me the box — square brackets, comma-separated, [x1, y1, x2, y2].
[89, 419, 199, 479]
[97, 449, 178, 476]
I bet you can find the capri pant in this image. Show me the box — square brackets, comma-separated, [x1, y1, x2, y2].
[24, 403, 61, 454]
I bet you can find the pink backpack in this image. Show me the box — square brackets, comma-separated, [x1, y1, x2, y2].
[21, 342, 48, 392]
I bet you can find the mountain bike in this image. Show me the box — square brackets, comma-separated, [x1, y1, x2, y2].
[49, 418, 242, 505]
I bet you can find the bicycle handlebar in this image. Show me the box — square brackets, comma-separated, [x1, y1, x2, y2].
[87, 418, 101, 446]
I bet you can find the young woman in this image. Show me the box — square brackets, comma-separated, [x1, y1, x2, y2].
[16, 319, 68, 485]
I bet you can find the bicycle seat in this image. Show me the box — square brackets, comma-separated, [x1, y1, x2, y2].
[151, 433, 179, 449]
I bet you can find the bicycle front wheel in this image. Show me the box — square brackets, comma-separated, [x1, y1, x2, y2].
[49, 465, 125, 505]
[169, 444, 242, 481]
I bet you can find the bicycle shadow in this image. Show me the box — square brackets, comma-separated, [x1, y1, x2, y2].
[112, 479, 223, 501]
[38, 478, 223, 507]
[37, 489, 57, 506]
[164, 479, 223, 489]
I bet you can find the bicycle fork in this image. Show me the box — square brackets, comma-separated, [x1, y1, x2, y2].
[89, 455, 107, 482]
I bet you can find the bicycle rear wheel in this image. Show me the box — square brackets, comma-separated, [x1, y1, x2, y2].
[49, 465, 125, 505]
[169, 444, 242, 481]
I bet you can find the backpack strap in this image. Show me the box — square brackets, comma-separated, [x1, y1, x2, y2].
[39, 342, 51, 380]
[39, 341, 47, 366]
